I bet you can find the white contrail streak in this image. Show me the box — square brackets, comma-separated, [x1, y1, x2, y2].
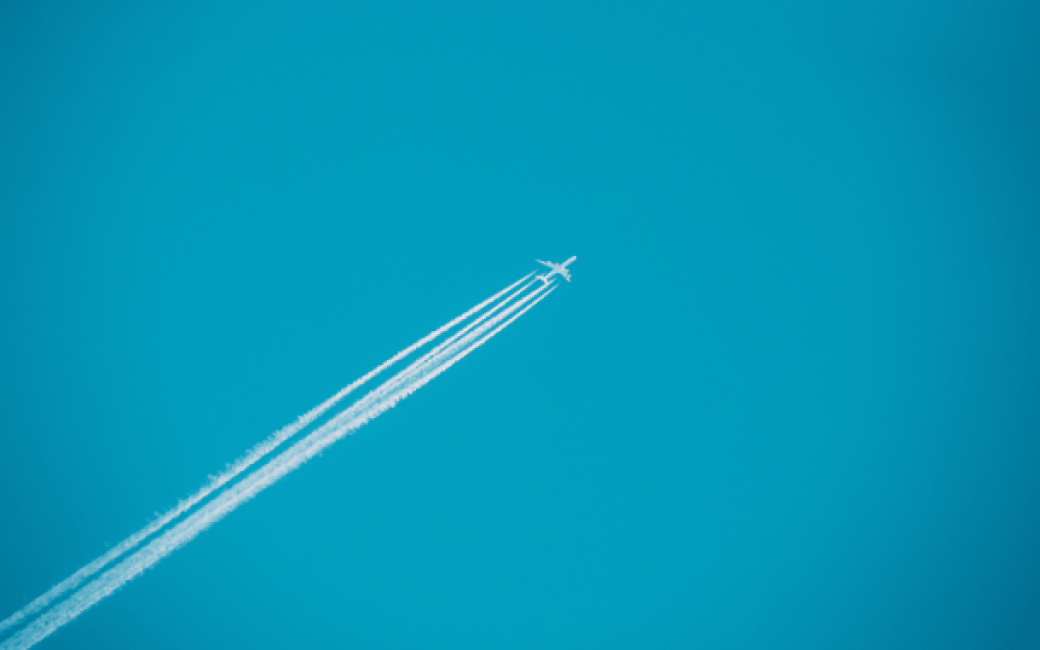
[0, 280, 553, 650]
[403, 278, 538, 373]
[2, 283, 553, 650]
[312, 282, 552, 445]
[0, 273, 532, 638]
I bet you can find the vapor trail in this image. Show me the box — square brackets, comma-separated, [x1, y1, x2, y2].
[313, 281, 552, 445]
[0, 280, 553, 650]
[0, 273, 532, 638]
[405, 278, 537, 372]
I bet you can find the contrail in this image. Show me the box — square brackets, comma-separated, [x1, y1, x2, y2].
[0, 273, 533, 638]
[1, 282, 553, 650]
[402, 278, 538, 374]
[0, 276, 553, 644]
[312, 281, 552, 446]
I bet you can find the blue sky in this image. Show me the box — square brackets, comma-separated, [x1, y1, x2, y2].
[1, 1, 1039, 648]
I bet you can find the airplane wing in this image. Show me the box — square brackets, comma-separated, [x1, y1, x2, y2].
[561, 269, 571, 281]
[536, 260, 554, 268]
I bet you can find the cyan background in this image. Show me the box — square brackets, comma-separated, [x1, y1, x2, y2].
[2, 1, 1038, 648]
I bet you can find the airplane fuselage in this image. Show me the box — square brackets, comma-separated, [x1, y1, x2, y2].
[535, 256, 576, 284]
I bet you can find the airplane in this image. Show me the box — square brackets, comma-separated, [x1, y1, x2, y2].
[535, 256, 576, 285]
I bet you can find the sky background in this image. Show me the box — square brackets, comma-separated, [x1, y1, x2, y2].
[1, 1, 1039, 648]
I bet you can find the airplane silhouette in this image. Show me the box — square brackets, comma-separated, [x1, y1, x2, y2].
[536, 256, 576, 285]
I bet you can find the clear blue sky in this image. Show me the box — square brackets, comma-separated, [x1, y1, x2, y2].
[2, 1, 1038, 648]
